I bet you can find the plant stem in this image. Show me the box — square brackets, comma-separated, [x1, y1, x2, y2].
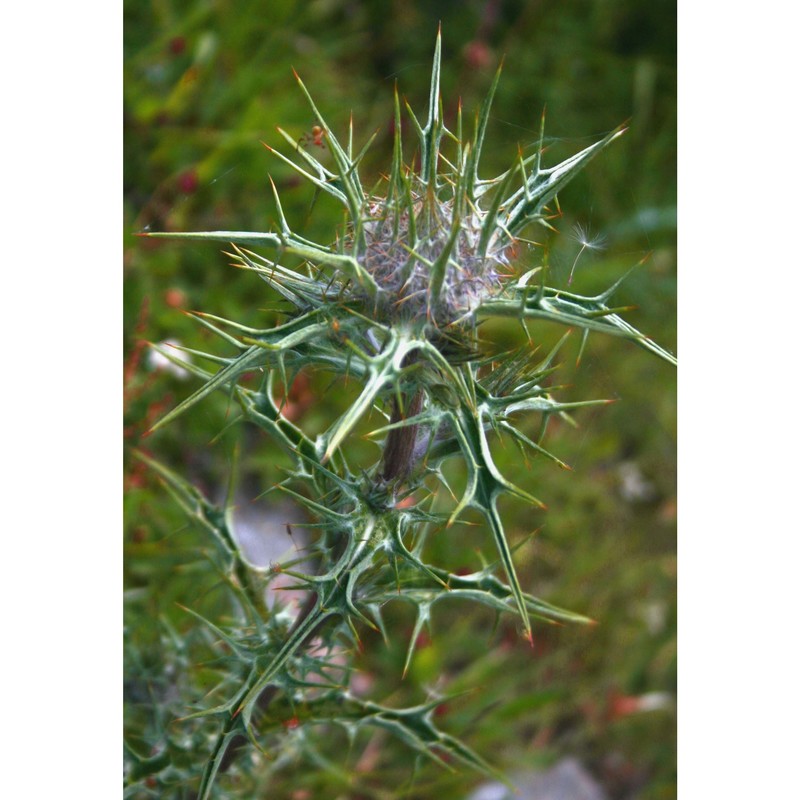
[381, 352, 423, 483]
[216, 591, 329, 774]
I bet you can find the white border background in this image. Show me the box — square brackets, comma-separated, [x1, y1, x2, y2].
[678, 2, 799, 796]
[2, 1, 121, 793]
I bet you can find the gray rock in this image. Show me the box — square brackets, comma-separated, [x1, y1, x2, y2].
[468, 757, 607, 800]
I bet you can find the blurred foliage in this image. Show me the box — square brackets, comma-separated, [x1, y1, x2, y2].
[124, 1, 675, 798]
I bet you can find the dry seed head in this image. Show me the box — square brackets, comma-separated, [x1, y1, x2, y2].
[357, 182, 507, 325]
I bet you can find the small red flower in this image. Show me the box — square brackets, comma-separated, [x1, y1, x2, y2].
[165, 288, 187, 308]
[177, 169, 199, 194]
[168, 36, 186, 56]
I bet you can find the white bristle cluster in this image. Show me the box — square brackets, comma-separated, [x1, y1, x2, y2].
[360, 191, 506, 324]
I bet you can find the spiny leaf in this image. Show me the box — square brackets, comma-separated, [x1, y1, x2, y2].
[479, 292, 676, 365]
[292, 69, 365, 235]
[420, 24, 444, 185]
[322, 331, 413, 461]
[354, 695, 507, 783]
[471, 57, 504, 196]
[499, 125, 627, 241]
[133, 451, 238, 560]
[139, 229, 283, 248]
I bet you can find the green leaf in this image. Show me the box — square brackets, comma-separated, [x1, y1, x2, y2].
[479, 291, 676, 365]
[498, 125, 627, 241]
[139, 229, 282, 248]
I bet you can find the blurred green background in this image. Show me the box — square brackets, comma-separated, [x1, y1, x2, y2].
[124, 1, 676, 797]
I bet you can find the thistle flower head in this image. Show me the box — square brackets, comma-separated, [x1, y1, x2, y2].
[287, 29, 626, 334]
[154, 30, 628, 339]
[356, 185, 508, 325]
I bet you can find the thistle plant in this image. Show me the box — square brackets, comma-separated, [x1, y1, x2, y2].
[131, 29, 675, 799]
